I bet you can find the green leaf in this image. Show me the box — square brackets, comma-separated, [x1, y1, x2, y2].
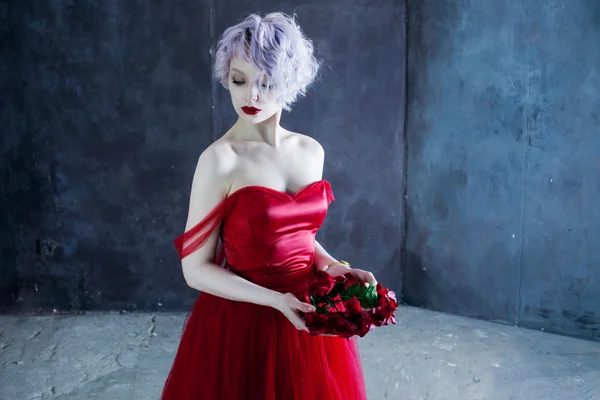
[364, 285, 378, 307]
[356, 285, 379, 308]
[349, 284, 361, 296]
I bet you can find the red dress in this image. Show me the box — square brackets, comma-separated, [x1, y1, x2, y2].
[161, 179, 367, 400]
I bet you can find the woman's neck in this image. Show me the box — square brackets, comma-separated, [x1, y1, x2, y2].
[231, 110, 284, 147]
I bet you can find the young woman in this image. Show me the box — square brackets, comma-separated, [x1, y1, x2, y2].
[161, 12, 377, 400]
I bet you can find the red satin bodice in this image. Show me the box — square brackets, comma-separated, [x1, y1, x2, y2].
[174, 179, 335, 292]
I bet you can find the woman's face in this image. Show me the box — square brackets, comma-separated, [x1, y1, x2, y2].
[228, 55, 281, 123]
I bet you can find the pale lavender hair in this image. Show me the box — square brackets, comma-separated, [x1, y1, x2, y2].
[213, 12, 321, 111]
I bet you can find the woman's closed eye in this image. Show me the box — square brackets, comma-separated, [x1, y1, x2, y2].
[231, 78, 272, 90]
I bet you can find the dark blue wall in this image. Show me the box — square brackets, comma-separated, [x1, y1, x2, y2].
[1, 0, 215, 312]
[0, 1, 405, 312]
[404, 0, 600, 341]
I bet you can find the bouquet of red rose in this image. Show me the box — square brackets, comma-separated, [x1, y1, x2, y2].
[298, 270, 399, 338]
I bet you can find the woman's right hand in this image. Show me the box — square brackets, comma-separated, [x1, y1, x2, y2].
[272, 292, 316, 332]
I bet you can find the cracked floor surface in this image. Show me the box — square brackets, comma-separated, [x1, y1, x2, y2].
[1, 306, 599, 400]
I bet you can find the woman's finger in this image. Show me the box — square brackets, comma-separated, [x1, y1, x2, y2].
[353, 270, 370, 283]
[360, 272, 376, 287]
[295, 300, 316, 313]
[294, 317, 309, 332]
[287, 310, 309, 332]
[367, 272, 378, 286]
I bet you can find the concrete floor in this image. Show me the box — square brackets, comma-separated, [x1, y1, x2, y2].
[1, 305, 599, 400]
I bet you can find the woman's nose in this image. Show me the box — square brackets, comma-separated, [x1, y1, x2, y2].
[247, 84, 259, 102]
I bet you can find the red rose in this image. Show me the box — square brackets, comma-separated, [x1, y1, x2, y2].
[305, 313, 329, 335]
[375, 282, 386, 293]
[369, 307, 390, 327]
[346, 310, 374, 337]
[384, 294, 399, 313]
[388, 290, 397, 303]
[327, 312, 354, 337]
[343, 297, 362, 313]
[341, 296, 375, 338]
[343, 274, 360, 290]
[378, 293, 390, 308]
[376, 283, 398, 303]
[331, 294, 345, 313]
[316, 300, 332, 313]
[369, 290, 399, 326]
[332, 293, 342, 303]
[310, 270, 336, 298]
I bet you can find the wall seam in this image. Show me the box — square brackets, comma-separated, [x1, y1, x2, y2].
[515, 0, 531, 326]
[400, 0, 410, 302]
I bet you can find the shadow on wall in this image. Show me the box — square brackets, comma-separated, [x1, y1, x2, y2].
[0, 133, 55, 312]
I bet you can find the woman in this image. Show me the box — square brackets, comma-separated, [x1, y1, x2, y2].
[161, 12, 377, 400]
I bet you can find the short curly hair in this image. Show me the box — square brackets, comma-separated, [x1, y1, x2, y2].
[213, 12, 321, 111]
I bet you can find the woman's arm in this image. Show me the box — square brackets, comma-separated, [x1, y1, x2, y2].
[313, 240, 348, 273]
[179, 146, 315, 327]
[313, 241, 377, 286]
[180, 146, 279, 305]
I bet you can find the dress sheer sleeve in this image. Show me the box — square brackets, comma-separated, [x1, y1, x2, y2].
[325, 181, 335, 205]
[173, 197, 227, 263]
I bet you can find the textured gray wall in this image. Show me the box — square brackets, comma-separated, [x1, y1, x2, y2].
[404, 0, 600, 341]
[0, 1, 405, 312]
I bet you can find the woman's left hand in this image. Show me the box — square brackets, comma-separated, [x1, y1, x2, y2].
[347, 268, 378, 287]
[325, 264, 378, 287]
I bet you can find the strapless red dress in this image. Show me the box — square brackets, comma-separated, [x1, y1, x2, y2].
[161, 179, 367, 400]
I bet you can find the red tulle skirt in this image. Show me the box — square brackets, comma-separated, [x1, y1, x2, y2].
[161, 292, 367, 400]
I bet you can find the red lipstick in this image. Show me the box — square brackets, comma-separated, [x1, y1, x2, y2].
[242, 106, 261, 115]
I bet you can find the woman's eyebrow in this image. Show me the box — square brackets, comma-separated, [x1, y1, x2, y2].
[230, 68, 246, 75]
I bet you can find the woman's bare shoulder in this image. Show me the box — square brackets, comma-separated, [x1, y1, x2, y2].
[197, 138, 237, 176]
[288, 132, 325, 161]
[188, 139, 238, 198]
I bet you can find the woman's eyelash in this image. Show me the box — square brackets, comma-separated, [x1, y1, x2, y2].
[231, 79, 272, 89]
